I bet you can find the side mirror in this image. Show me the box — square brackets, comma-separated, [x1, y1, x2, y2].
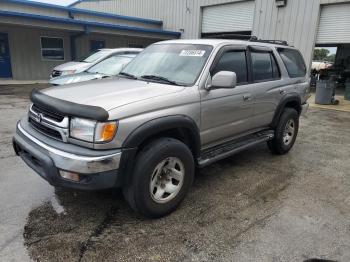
[209, 71, 237, 89]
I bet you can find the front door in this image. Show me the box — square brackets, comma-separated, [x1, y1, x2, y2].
[200, 47, 254, 148]
[90, 40, 105, 52]
[0, 33, 12, 78]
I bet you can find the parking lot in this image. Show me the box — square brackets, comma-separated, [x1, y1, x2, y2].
[1, 84, 350, 262]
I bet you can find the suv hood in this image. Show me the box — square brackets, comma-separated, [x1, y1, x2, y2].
[43, 77, 185, 111]
[53, 61, 91, 71]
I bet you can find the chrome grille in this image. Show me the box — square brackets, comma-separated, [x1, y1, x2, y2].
[31, 104, 64, 122]
[29, 118, 62, 140]
[28, 104, 69, 142]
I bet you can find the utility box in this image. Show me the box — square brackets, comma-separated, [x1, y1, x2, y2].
[276, 0, 287, 7]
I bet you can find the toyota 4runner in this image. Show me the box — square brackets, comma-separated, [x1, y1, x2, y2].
[13, 39, 310, 218]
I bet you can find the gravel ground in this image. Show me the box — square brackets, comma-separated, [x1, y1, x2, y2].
[0, 84, 350, 262]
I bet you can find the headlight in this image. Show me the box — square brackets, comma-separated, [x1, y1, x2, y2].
[70, 117, 117, 143]
[61, 70, 76, 76]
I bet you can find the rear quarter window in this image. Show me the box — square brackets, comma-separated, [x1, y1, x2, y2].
[277, 48, 306, 78]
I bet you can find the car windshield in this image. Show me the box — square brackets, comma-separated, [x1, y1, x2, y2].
[87, 55, 136, 75]
[120, 44, 213, 86]
[81, 50, 112, 63]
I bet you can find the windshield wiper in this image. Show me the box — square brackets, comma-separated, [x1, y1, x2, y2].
[140, 75, 182, 86]
[118, 72, 137, 79]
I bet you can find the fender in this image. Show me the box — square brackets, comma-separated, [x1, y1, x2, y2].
[117, 115, 201, 186]
[271, 94, 301, 128]
[122, 115, 201, 156]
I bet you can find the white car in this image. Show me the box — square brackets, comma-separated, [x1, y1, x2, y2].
[50, 48, 143, 78]
[50, 52, 140, 86]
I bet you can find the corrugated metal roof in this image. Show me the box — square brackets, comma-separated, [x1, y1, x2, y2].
[2, 0, 163, 25]
[0, 10, 181, 37]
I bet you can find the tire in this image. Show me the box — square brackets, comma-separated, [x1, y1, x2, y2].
[123, 138, 194, 218]
[268, 108, 299, 155]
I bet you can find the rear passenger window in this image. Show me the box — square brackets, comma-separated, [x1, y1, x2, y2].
[277, 48, 306, 78]
[212, 51, 248, 84]
[251, 52, 280, 82]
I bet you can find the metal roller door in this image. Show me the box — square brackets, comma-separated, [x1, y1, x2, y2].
[201, 1, 255, 34]
[316, 3, 350, 44]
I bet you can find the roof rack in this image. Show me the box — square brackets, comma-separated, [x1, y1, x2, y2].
[202, 32, 252, 40]
[249, 36, 289, 46]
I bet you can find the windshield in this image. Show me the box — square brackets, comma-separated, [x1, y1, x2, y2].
[87, 55, 136, 75]
[120, 44, 213, 85]
[81, 50, 112, 63]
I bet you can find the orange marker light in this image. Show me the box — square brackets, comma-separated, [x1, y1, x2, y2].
[100, 122, 117, 141]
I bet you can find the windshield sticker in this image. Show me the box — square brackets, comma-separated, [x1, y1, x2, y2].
[179, 50, 206, 57]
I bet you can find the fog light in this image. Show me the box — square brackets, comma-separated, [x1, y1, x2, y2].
[59, 170, 80, 182]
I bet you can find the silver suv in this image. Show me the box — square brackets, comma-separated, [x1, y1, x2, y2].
[13, 39, 309, 218]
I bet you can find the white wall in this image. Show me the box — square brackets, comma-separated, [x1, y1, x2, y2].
[1, 25, 71, 80]
[74, 0, 250, 39]
[74, 0, 350, 69]
[252, 0, 322, 69]
[0, 25, 163, 80]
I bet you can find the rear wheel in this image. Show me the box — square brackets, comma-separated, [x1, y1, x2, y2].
[268, 108, 299, 154]
[123, 138, 194, 218]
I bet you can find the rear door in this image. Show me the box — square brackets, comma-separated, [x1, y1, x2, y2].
[200, 46, 255, 147]
[0, 33, 12, 78]
[277, 47, 308, 103]
[247, 46, 284, 129]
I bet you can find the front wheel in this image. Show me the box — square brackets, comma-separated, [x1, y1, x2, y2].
[268, 108, 299, 155]
[123, 138, 194, 218]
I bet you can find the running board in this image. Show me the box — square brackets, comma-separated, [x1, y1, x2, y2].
[198, 130, 274, 167]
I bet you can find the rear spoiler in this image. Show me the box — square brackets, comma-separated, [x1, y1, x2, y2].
[30, 89, 109, 122]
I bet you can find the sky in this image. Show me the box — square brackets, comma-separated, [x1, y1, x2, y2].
[26, 0, 77, 6]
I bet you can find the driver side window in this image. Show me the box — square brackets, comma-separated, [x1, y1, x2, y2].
[211, 51, 248, 84]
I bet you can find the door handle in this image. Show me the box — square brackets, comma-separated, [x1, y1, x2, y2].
[279, 88, 286, 95]
[243, 94, 252, 101]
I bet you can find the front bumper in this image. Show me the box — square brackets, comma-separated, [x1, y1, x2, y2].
[301, 102, 309, 116]
[13, 122, 122, 190]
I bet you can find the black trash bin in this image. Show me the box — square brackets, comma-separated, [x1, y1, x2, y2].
[315, 79, 336, 105]
[345, 79, 350, 101]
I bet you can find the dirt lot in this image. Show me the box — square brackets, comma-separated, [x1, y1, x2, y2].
[1, 85, 350, 262]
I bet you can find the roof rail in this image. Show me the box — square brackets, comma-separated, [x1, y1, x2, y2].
[202, 32, 252, 40]
[249, 36, 289, 46]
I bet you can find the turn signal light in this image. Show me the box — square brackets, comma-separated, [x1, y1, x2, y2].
[95, 122, 117, 142]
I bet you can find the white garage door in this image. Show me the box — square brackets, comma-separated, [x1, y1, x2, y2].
[316, 3, 350, 44]
[202, 1, 255, 34]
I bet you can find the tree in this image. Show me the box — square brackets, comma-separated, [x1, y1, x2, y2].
[313, 48, 330, 61]
[327, 54, 336, 62]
